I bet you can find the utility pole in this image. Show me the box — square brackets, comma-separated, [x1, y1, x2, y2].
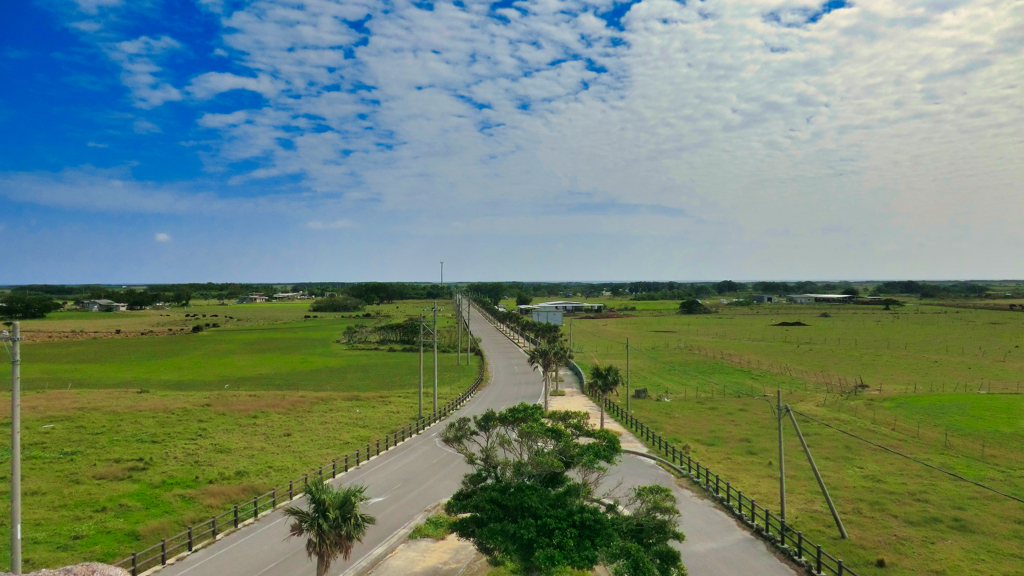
[440, 261, 444, 286]
[569, 320, 573, 352]
[787, 406, 848, 539]
[626, 337, 630, 411]
[3, 323, 22, 574]
[465, 297, 471, 360]
[418, 314, 424, 419]
[778, 389, 786, 522]
[457, 292, 462, 366]
[433, 301, 438, 417]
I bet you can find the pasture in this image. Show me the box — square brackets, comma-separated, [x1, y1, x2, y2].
[567, 302, 1024, 576]
[0, 299, 479, 570]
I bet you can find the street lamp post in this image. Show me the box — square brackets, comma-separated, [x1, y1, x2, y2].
[2, 323, 22, 574]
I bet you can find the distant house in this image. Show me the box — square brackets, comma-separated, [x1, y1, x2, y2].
[237, 293, 268, 304]
[751, 295, 777, 303]
[787, 294, 855, 304]
[80, 299, 127, 312]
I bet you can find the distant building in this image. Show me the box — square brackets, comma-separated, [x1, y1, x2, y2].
[531, 309, 563, 325]
[272, 292, 307, 301]
[237, 293, 268, 304]
[751, 295, 777, 303]
[80, 299, 127, 312]
[787, 294, 855, 304]
[517, 301, 606, 315]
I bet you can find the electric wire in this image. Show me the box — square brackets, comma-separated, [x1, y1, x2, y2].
[791, 409, 1024, 504]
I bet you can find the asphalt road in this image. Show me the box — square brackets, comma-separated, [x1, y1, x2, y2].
[159, 305, 543, 576]
[158, 305, 795, 576]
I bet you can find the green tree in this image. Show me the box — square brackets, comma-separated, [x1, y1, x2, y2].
[516, 292, 532, 306]
[589, 364, 623, 429]
[0, 294, 61, 320]
[527, 344, 559, 412]
[678, 299, 712, 315]
[440, 404, 685, 576]
[841, 287, 859, 296]
[310, 296, 366, 313]
[284, 482, 377, 576]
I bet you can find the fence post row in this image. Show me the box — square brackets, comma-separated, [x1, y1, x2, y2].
[591, 397, 857, 574]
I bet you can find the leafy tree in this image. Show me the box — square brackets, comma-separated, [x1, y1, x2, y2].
[678, 299, 712, 315]
[714, 280, 747, 294]
[841, 287, 859, 296]
[0, 294, 61, 320]
[589, 364, 622, 429]
[172, 288, 192, 307]
[516, 292, 533, 306]
[310, 296, 366, 313]
[441, 404, 685, 576]
[284, 482, 377, 576]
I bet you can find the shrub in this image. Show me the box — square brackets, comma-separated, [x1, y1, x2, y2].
[409, 513, 456, 540]
[191, 325, 204, 333]
[310, 296, 366, 313]
[678, 299, 714, 315]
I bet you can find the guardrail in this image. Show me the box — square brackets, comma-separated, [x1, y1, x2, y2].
[602, 398, 857, 576]
[478, 308, 857, 576]
[113, 332, 486, 575]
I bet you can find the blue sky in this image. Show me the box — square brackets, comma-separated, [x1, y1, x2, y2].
[1, 0, 1022, 284]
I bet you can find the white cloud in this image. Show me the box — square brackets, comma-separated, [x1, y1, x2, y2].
[154, 232, 171, 242]
[187, 72, 282, 100]
[132, 118, 161, 134]
[86, 141, 109, 148]
[307, 219, 354, 230]
[104, 35, 183, 109]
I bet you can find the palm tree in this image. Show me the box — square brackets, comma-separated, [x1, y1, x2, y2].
[589, 364, 623, 429]
[551, 343, 574, 393]
[527, 344, 557, 411]
[284, 482, 377, 576]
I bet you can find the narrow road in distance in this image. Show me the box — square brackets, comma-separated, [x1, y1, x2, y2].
[158, 303, 796, 576]
[158, 304, 542, 576]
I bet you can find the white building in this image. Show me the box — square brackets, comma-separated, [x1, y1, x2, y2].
[786, 294, 855, 304]
[237, 293, 268, 304]
[531, 309, 563, 325]
[517, 300, 605, 315]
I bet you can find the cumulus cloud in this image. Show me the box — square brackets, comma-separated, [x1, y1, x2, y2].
[154, 232, 171, 242]
[132, 118, 161, 134]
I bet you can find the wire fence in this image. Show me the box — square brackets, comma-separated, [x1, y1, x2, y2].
[112, 335, 485, 575]
[476, 307, 858, 576]
[599, 396, 858, 576]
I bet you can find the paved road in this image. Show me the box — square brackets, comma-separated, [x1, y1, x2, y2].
[159, 305, 543, 576]
[158, 304, 795, 576]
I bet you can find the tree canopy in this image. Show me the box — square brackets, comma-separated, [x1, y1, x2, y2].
[0, 293, 62, 320]
[441, 404, 686, 576]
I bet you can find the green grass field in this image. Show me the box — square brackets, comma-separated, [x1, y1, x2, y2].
[566, 303, 1024, 576]
[0, 300, 480, 570]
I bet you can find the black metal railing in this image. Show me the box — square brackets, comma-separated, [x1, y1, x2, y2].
[113, 336, 486, 574]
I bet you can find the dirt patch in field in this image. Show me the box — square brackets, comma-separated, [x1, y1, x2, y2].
[20, 330, 193, 343]
[577, 311, 634, 319]
[771, 321, 809, 327]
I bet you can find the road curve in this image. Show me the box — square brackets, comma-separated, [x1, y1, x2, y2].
[157, 304, 796, 576]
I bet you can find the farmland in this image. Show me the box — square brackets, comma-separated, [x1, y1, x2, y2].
[564, 300, 1024, 576]
[0, 299, 480, 570]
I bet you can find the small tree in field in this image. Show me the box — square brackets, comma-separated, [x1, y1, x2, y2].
[590, 364, 623, 429]
[284, 482, 377, 576]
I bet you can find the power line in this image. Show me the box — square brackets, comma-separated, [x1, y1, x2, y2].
[791, 409, 1024, 505]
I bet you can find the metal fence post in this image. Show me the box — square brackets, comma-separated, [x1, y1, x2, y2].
[304, 473, 308, 487]
[132, 552, 137, 576]
[726, 482, 731, 505]
[376, 440, 380, 456]
[188, 526, 193, 552]
[319, 466, 323, 481]
[234, 505, 239, 529]
[751, 500, 757, 526]
[289, 480, 294, 500]
[715, 474, 720, 496]
[816, 545, 822, 574]
[212, 516, 218, 539]
[797, 531, 803, 559]
[253, 497, 258, 520]
[161, 539, 167, 565]
[838, 559, 844, 575]
[345, 455, 349, 472]
[272, 488, 277, 508]
[332, 460, 336, 478]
